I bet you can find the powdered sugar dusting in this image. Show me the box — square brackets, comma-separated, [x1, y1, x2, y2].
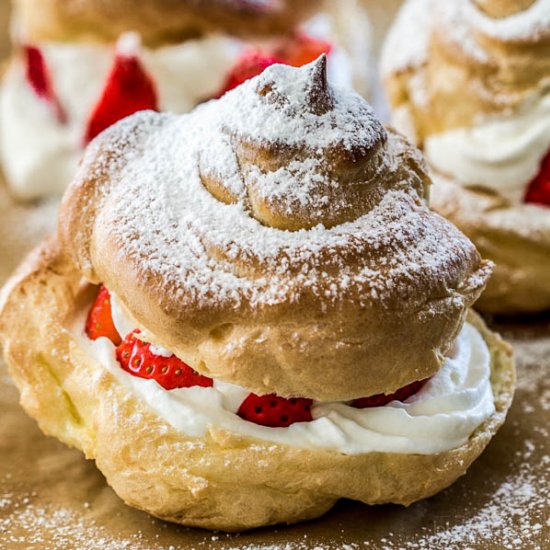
[0, 504, 141, 549]
[382, 0, 550, 76]
[86, 60, 486, 317]
[465, 0, 550, 42]
[381, 0, 432, 76]
[436, 0, 550, 64]
[219, 58, 383, 152]
[360, 466, 549, 549]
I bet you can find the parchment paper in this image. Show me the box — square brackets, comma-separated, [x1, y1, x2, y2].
[0, 1, 548, 548]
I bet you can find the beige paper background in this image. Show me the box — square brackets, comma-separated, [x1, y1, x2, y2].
[0, 1, 548, 548]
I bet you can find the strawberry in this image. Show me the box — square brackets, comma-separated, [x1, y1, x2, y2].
[116, 331, 213, 390]
[84, 41, 158, 144]
[237, 393, 313, 427]
[214, 35, 332, 98]
[275, 33, 332, 68]
[524, 150, 550, 207]
[85, 285, 122, 346]
[215, 50, 283, 97]
[351, 378, 428, 409]
[24, 45, 66, 123]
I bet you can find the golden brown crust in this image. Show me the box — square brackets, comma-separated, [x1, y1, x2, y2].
[430, 175, 550, 313]
[382, 0, 550, 140]
[0, 238, 515, 531]
[59, 61, 491, 401]
[14, 0, 322, 45]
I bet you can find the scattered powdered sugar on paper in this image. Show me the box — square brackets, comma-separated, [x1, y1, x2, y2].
[513, 337, 550, 394]
[0, 501, 140, 550]
[361, 465, 549, 550]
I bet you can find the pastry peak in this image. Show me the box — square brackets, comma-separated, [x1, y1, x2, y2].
[442, 0, 550, 47]
[219, 57, 386, 156]
[255, 54, 335, 116]
[193, 58, 392, 230]
[382, 0, 550, 139]
[383, 0, 550, 78]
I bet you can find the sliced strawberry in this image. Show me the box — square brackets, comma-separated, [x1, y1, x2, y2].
[351, 379, 428, 409]
[276, 33, 332, 68]
[215, 50, 283, 97]
[24, 45, 66, 123]
[84, 46, 158, 144]
[116, 331, 213, 390]
[237, 393, 313, 427]
[85, 285, 122, 346]
[524, 150, 550, 207]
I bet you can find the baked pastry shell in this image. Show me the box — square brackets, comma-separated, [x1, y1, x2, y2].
[382, 0, 550, 140]
[430, 173, 550, 314]
[13, 0, 321, 45]
[381, 0, 550, 314]
[0, 237, 515, 531]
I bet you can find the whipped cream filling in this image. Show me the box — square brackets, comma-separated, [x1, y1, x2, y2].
[424, 93, 550, 203]
[72, 294, 495, 456]
[0, 36, 240, 200]
[0, 16, 355, 201]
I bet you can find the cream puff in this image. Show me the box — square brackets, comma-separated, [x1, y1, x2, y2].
[0, 58, 515, 532]
[0, 0, 371, 201]
[382, 0, 550, 313]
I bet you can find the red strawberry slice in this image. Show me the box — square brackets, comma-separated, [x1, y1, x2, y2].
[237, 393, 313, 427]
[24, 45, 66, 123]
[85, 285, 122, 346]
[276, 33, 332, 68]
[215, 50, 283, 97]
[116, 331, 213, 390]
[351, 378, 429, 409]
[84, 44, 158, 144]
[524, 150, 550, 207]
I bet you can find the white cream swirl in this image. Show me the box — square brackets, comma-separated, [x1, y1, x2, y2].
[73, 295, 495, 456]
[424, 93, 550, 203]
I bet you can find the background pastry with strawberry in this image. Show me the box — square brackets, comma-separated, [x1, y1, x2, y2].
[0, 59, 515, 531]
[382, 0, 550, 313]
[0, 0, 370, 201]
